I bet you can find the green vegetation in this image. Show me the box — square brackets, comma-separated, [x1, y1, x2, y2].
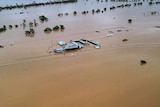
[15, 25, 18, 28]
[73, 11, 77, 15]
[44, 27, 52, 33]
[9, 25, 13, 29]
[25, 28, 35, 37]
[128, 19, 132, 23]
[53, 26, 60, 31]
[0, 25, 6, 33]
[39, 15, 48, 22]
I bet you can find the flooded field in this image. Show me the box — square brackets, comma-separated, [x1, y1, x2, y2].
[0, 0, 160, 107]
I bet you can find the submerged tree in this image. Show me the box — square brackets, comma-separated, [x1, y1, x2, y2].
[53, 25, 60, 31]
[92, 9, 95, 14]
[128, 19, 132, 23]
[0, 25, 7, 33]
[60, 25, 65, 30]
[39, 15, 48, 22]
[15, 25, 18, 28]
[25, 28, 35, 37]
[73, 11, 77, 15]
[44, 27, 52, 33]
[9, 25, 13, 29]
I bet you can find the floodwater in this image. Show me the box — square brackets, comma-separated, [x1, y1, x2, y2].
[0, 0, 160, 107]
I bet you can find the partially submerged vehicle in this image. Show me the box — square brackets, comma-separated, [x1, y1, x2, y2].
[54, 47, 64, 53]
[54, 44, 82, 53]
[64, 44, 81, 50]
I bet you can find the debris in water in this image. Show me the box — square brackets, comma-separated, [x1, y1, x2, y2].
[122, 39, 128, 42]
[140, 60, 147, 65]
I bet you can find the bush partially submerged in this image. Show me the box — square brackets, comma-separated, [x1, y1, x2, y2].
[53, 25, 65, 31]
[53, 25, 60, 31]
[0, 25, 7, 33]
[25, 28, 35, 37]
[39, 15, 48, 22]
[44, 27, 52, 33]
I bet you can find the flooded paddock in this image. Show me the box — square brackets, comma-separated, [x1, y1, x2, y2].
[0, 0, 160, 107]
